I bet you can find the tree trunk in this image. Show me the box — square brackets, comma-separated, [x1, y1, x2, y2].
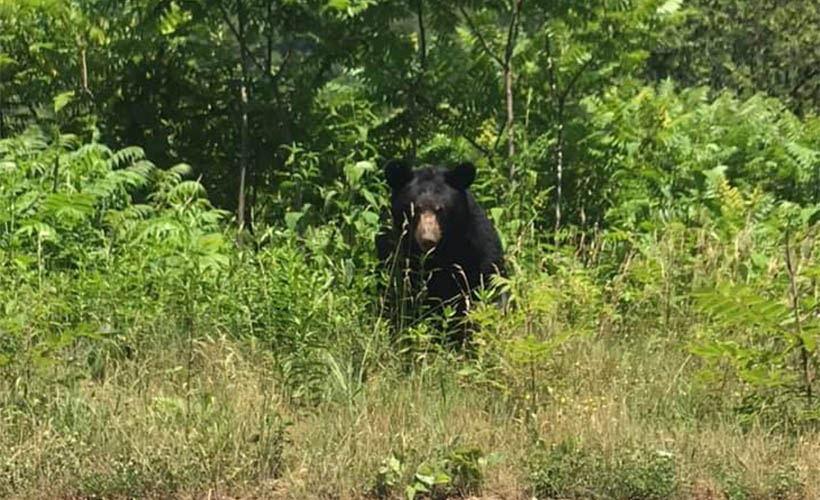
[459, 1, 522, 178]
[505, 63, 514, 169]
[410, 0, 427, 160]
[236, 0, 250, 238]
[504, 0, 523, 180]
[237, 83, 248, 232]
[554, 115, 563, 234]
[545, 31, 561, 233]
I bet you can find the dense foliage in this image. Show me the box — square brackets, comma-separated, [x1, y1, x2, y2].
[2, 0, 820, 498]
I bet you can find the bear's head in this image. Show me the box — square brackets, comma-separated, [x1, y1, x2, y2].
[385, 160, 476, 253]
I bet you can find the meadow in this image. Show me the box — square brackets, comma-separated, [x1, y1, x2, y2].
[3, 0, 820, 498]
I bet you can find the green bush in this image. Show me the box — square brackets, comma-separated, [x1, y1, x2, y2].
[528, 438, 676, 500]
[374, 446, 490, 500]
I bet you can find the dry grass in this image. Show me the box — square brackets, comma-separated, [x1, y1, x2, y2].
[1, 335, 818, 500]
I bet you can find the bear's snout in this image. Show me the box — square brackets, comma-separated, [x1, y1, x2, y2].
[414, 211, 441, 252]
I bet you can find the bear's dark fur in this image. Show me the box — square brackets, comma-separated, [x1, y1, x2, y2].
[375, 160, 506, 339]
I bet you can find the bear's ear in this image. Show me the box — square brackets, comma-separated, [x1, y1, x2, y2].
[445, 162, 476, 190]
[385, 160, 413, 190]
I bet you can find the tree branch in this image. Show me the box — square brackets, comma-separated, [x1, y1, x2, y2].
[415, 93, 492, 159]
[545, 25, 558, 103]
[491, 118, 507, 154]
[784, 224, 812, 406]
[266, 0, 274, 72]
[410, 0, 427, 160]
[80, 48, 94, 99]
[417, 0, 427, 71]
[216, 0, 291, 86]
[504, 0, 523, 66]
[559, 56, 594, 108]
[504, 0, 523, 173]
[458, 5, 504, 67]
[460, 1, 523, 175]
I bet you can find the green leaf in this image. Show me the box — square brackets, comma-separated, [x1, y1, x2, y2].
[29, 42, 55, 54]
[433, 471, 451, 485]
[657, 0, 682, 15]
[16, 221, 57, 241]
[285, 211, 304, 230]
[197, 232, 225, 252]
[326, 0, 349, 11]
[42, 193, 96, 220]
[801, 332, 817, 353]
[53, 90, 75, 113]
[159, 1, 192, 35]
[361, 188, 379, 210]
[687, 341, 728, 360]
[168, 163, 193, 177]
[388, 455, 402, 473]
[359, 210, 378, 227]
[89, 26, 106, 45]
[344, 160, 373, 187]
[0, 52, 17, 68]
[414, 472, 435, 486]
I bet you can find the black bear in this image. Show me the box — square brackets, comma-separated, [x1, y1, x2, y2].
[376, 160, 506, 340]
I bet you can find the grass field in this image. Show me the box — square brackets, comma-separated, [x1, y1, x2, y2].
[3, 321, 817, 499]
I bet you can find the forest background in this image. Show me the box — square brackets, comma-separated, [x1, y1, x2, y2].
[2, 0, 820, 498]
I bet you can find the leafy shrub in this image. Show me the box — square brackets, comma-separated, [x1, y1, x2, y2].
[581, 82, 820, 231]
[374, 446, 491, 500]
[710, 462, 805, 500]
[528, 438, 676, 500]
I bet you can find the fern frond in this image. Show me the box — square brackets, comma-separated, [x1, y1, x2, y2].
[108, 146, 146, 170]
[41, 192, 96, 220]
[74, 143, 112, 162]
[169, 180, 206, 204]
[784, 141, 819, 172]
[168, 163, 192, 177]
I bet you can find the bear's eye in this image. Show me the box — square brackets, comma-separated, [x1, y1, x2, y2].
[434, 205, 443, 214]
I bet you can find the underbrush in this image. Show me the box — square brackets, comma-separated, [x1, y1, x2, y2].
[2, 125, 819, 499]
